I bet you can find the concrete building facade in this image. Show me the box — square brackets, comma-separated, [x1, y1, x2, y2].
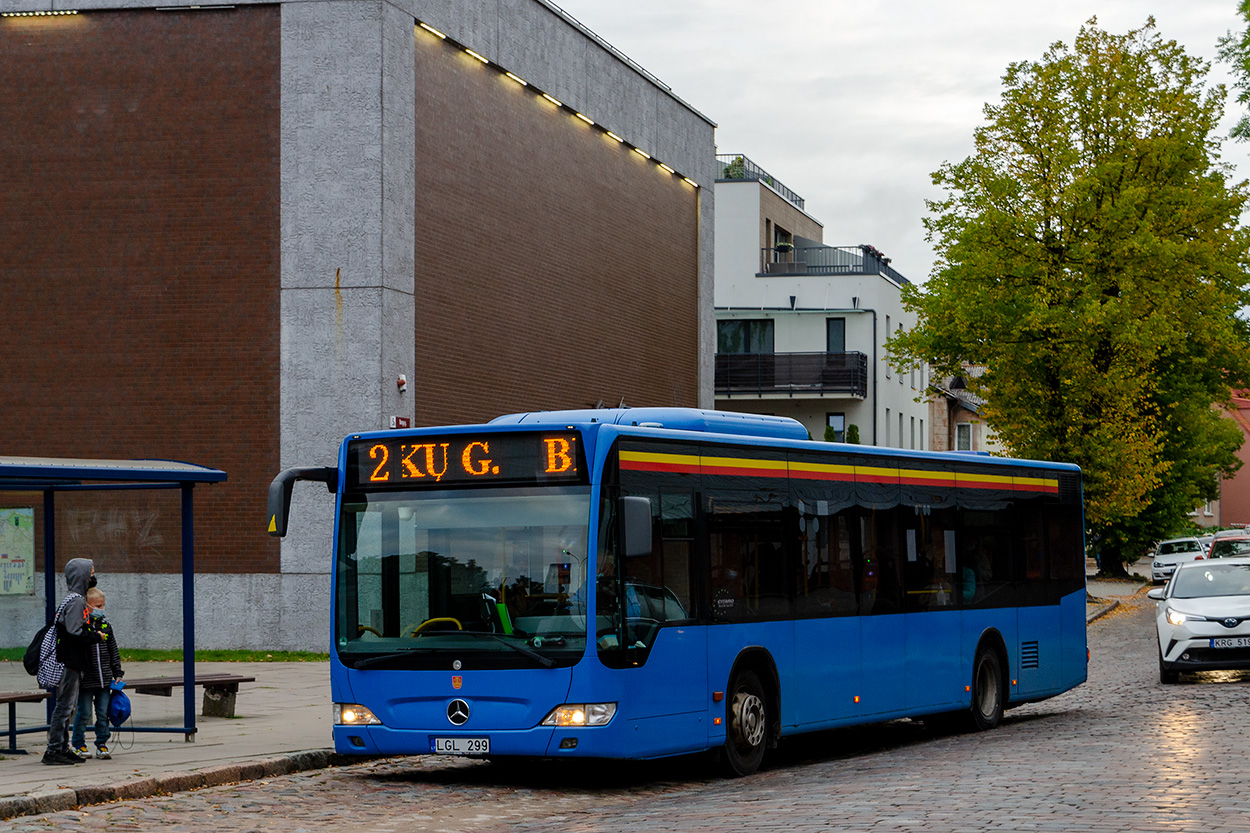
[0, 0, 716, 649]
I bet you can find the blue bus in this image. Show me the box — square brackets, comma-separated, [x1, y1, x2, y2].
[268, 407, 1086, 776]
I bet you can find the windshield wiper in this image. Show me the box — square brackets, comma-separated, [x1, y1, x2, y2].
[351, 648, 439, 669]
[454, 631, 556, 668]
[348, 634, 556, 670]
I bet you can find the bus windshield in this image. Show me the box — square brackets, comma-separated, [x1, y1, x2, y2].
[335, 486, 591, 669]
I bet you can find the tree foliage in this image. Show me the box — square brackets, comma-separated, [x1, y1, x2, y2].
[1218, 0, 1250, 140]
[892, 19, 1250, 571]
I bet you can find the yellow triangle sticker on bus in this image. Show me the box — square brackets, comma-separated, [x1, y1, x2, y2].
[268, 515, 278, 533]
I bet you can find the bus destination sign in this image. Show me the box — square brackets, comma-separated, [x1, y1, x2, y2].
[347, 433, 583, 489]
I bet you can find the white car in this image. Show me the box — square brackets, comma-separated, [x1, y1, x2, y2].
[1150, 537, 1206, 584]
[1148, 557, 1250, 683]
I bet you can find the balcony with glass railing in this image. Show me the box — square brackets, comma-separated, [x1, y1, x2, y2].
[714, 351, 868, 398]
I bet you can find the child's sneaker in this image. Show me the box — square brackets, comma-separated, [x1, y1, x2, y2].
[95, 745, 111, 759]
[74, 745, 89, 758]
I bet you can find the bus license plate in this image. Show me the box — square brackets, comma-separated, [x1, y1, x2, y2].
[432, 737, 490, 756]
[1210, 637, 1250, 649]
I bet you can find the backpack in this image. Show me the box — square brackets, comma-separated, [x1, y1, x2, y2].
[22, 622, 52, 676]
[34, 594, 81, 690]
[107, 681, 131, 727]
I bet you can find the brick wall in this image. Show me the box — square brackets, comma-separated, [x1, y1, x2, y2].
[0, 7, 281, 573]
[412, 33, 701, 426]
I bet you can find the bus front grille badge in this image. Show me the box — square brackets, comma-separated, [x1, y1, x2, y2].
[447, 699, 470, 725]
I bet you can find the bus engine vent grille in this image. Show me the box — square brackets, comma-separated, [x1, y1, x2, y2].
[1020, 641, 1040, 669]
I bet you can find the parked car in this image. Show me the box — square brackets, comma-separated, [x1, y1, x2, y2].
[1148, 558, 1250, 683]
[1208, 536, 1250, 559]
[1150, 537, 1206, 585]
[1197, 535, 1215, 554]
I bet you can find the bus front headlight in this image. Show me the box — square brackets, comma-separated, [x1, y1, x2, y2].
[335, 703, 382, 725]
[540, 703, 617, 727]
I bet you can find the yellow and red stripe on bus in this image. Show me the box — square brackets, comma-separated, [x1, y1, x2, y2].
[620, 451, 1058, 494]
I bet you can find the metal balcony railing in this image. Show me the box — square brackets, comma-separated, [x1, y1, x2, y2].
[715, 351, 869, 398]
[761, 245, 910, 285]
[715, 154, 805, 209]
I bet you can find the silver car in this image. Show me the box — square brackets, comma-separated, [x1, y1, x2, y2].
[1148, 558, 1250, 683]
[1150, 537, 1206, 585]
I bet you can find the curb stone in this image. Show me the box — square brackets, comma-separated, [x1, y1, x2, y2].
[1087, 599, 1119, 623]
[0, 749, 336, 821]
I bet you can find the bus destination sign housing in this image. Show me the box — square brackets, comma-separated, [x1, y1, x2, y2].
[346, 432, 584, 489]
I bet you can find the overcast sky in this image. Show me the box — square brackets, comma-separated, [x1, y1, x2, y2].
[553, 0, 1250, 286]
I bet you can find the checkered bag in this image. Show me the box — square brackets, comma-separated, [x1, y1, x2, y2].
[36, 594, 80, 690]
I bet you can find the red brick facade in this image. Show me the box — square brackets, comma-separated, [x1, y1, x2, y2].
[412, 34, 701, 426]
[0, 7, 282, 573]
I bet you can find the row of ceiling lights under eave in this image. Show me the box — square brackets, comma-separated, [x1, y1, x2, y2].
[1, 9, 77, 15]
[417, 19, 699, 190]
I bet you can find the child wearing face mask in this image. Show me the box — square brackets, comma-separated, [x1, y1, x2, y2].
[71, 586, 124, 759]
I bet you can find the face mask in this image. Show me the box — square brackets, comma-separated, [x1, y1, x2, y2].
[88, 575, 98, 589]
[90, 609, 104, 620]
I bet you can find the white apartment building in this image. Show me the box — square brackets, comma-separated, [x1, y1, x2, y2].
[713, 154, 928, 448]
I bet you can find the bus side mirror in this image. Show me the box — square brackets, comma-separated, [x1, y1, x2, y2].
[620, 496, 653, 558]
[267, 467, 338, 537]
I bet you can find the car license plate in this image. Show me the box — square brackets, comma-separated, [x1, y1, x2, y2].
[431, 737, 490, 756]
[1210, 637, 1250, 649]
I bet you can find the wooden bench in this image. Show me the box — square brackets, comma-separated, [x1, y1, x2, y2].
[124, 673, 256, 718]
[0, 690, 52, 755]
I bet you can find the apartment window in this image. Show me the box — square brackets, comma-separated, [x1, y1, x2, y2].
[956, 423, 972, 452]
[826, 412, 845, 443]
[919, 419, 924, 451]
[899, 413, 904, 447]
[826, 318, 846, 354]
[885, 408, 890, 445]
[717, 320, 774, 354]
[910, 417, 915, 450]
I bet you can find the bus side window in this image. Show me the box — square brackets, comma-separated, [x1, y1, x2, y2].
[707, 490, 788, 620]
[860, 507, 904, 614]
[903, 508, 957, 611]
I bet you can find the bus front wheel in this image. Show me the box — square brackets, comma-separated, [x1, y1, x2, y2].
[720, 668, 769, 777]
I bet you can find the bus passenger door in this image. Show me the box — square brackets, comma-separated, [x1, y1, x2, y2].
[618, 625, 708, 756]
[856, 507, 906, 716]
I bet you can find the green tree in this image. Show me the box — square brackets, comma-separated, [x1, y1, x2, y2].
[1218, 0, 1250, 140]
[892, 18, 1250, 574]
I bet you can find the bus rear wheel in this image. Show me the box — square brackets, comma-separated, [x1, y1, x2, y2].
[720, 668, 768, 777]
[969, 646, 1004, 731]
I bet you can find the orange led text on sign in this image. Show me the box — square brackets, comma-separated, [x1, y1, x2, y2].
[462, 442, 499, 476]
[544, 437, 576, 474]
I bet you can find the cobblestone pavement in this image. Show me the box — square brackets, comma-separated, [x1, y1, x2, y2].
[12, 590, 1250, 833]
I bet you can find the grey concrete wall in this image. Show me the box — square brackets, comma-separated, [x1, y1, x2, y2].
[279, 0, 416, 586]
[0, 573, 330, 651]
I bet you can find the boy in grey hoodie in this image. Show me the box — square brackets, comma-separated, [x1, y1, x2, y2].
[43, 558, 105, 766]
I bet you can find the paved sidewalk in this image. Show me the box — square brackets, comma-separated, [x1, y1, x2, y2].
[0, 660, 332, 819]
[0, 568, 1146, 820]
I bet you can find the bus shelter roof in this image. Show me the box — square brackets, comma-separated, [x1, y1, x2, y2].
[1, 455, 226, 743]
[0, 456, 226, 488]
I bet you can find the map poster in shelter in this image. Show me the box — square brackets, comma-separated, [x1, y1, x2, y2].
[0, 508, 35, 595]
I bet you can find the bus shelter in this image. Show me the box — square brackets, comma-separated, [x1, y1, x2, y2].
[0, 456, 226, 743]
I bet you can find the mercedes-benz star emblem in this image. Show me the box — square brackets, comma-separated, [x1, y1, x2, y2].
[447, 699, 470, 726]
[452, 660, 462, 671]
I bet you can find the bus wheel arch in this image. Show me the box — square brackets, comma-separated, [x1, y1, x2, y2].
[718, 649, 779, 777]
